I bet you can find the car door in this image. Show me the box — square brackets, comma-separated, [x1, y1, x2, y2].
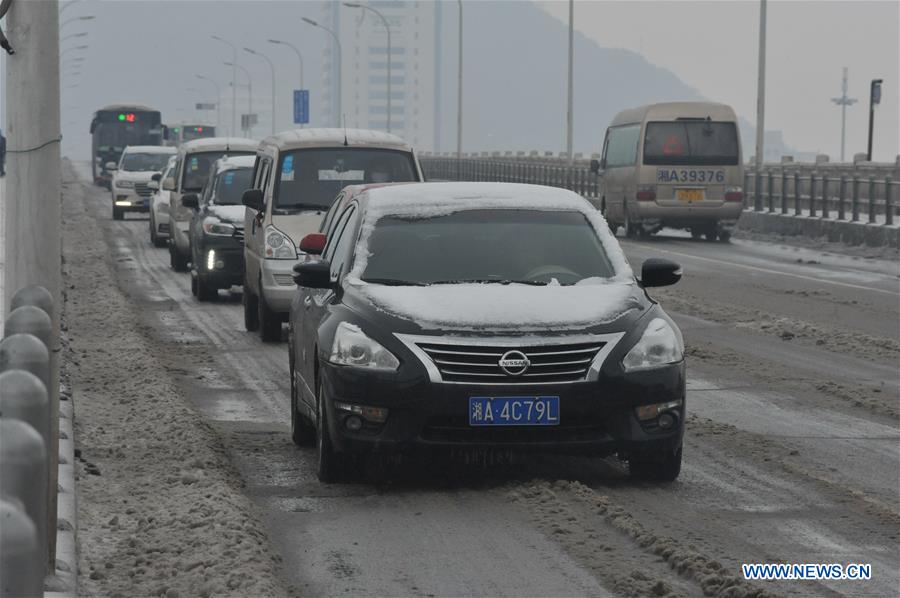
[299, 204, 358, 399]
[244, 155, 272, 292]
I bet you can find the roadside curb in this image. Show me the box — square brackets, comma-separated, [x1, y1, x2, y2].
[44, 383, 77, 598]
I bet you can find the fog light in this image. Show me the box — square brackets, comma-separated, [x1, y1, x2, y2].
[215, 260, 225, 270]
[115, 200, 131, 206]
[635, 399, 682, 422]
[333, 400, 388, 424]
[344, 415, 363, 431]
[206, 250, 216, 271]
[657, 412, 677, 430]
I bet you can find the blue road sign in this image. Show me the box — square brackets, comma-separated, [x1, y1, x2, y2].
[293, 90, 309, 124]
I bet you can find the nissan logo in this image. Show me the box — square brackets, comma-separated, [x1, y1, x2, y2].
[499, 350, 530, 376]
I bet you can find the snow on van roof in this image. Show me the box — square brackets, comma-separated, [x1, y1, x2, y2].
[350, 182, 633, 283]
[214, 154, 256, 175]
[180, 137, 258, 153]
[124, 145, 176, 154]
[260, 128, 412, 151]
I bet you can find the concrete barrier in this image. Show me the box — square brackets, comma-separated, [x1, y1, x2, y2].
[0, 334, 50, 395]
[10, 285, 54, 319]
[0, 370, 49, 467]
[0, 419, 48, 583]
[0, 499, 42, 598]
[736, 209, 899, 248]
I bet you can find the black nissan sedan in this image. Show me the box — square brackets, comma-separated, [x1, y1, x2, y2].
[184, 155, 255, 301]
[288, 183, 685, 482]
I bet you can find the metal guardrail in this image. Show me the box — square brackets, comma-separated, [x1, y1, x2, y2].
[420, 154, 900, 225]
[0, 285, 55, 597]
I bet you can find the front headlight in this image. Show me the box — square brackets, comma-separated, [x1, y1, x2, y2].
[116, 180, 134, 189]
[265, 225, 297, 259]
[622, 318, 683, 372]
[202, 217, 235, 236]
[330, 322, 400, 371]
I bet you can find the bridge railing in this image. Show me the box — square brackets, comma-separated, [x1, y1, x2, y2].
[419, 152, 900, 225]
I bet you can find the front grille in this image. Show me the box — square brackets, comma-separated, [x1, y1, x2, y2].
[416, 341, 605, 385]
[233, 227, 245, 244]
[422, 420, 607, 444]
[158, 223, 170, 233]
[134, 183, 153, 198]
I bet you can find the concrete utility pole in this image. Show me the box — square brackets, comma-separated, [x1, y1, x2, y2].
[303, 17, 342, 127]
[212, 35, 237, 136]
[566, 0, 574, 165]
[345, 3, 392, 133]
[867, 78, 882, 162]
[457, 0, 463, 179]
[754, 0, 767, 209]
[830, 67, 857, 162]
[4, 0, 63, 571]
[244, 47, 277, 136]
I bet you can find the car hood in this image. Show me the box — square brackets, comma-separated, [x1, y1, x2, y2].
[208, 205, 245, 224]
[115, 171, 158, 182]
[273, 211, 328, 246]
[343, 278, 646, 334]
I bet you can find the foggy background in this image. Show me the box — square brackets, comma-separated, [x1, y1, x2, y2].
[3, 0, 896, 162]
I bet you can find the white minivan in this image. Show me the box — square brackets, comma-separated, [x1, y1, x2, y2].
[240, 128, 424, 341]
[163, 137, 257, 271]
[591, 102, 744, 241]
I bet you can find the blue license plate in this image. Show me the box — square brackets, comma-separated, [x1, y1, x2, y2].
[469, 396, 560, 426]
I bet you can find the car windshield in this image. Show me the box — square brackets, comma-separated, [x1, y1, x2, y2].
[643, 121, 739, 166]
[121, 152, 172, 172]
[182, 151, 253, 191]
[360, 209, 616, 286]
[274, 148, 417, 211]
[213, 167, 253, 205]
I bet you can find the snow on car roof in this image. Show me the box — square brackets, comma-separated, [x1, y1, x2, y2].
[214, 154, 256, 175]
[180, 137, 258, 153]
[352, 182, 633, 281]
[123, 145, 176, 154]
[260, 128, 413, 151]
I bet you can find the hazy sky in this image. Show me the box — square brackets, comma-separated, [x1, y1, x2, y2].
[538, 0, 899, 161]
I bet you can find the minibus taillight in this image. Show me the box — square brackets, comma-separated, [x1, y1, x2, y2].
[724, 187, 743, 202]
[636, 187, 656, 201]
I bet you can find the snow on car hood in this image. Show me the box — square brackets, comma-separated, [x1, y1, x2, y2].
[115, 171, 158, 182]
[207, 205, 245, 224]
[348, 278, 641, 331]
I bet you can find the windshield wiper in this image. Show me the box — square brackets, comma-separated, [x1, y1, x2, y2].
[428, 279, 548, 286]
[360, 277, 428, 286]
[274, 203, 325, 214]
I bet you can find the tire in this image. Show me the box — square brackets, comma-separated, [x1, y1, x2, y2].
[629, 447, 682, 482]
[704, 230, 718, 242]
[718, 230, 732, 243]
[190, 273, 198, 297]
[153, 235, 167, 249]
[243, 281, 260, 332]
[290, 357, 315, 447]
[690, 229, 703, 240]
[113, 206, 124, 221]
[196, 275, 216, 302]
[624, 210, 639, 239]
[316, 379, 349, 482]
[150, 219, 158, 245]
[258, 286, 282, 343]
[169, 243, 189, 272]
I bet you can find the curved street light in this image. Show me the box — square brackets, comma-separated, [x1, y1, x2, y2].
[344, 2, 392, 132]
[61, 31, 88, 43]
[302, 16, 342, 127]
[244, 47, 277, 135]
[196, 75, 222, 132]
[59, 0, 84, 14]
[212, 35, 238, 135]
[268, 38, 305, 128]
[60, 15, 94, 29]
[60, 44, 89, 57]
[224, 61, 253, 136]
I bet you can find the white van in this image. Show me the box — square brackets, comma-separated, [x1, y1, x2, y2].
[240, 128, 424, 341]
[591, 102, 744, 241]
[163, 137, 257, 271]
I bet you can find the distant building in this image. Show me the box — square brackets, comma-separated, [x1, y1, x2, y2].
[320, 1, 442, 150]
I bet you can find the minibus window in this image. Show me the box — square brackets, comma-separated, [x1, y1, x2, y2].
[644, 121, 739, 166]
[605, 125, 641, 168]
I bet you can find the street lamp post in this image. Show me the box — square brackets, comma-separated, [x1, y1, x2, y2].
[344, 3, 392, 132]
[754, 0, 767, 210]
[268, 39, 304, 128]
[212, 35, 238, 137]
[867, 79, 883, 162]
[225, 61, 253, 137]
[244, 47, 277, 135]
[830, 67, 857, 162]
[457, 0, 463, 179]
[196, 75, 222, 132]
[303, 17, 342, 127]
[566, 0, 574, 165]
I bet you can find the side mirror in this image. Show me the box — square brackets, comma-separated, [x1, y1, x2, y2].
[298, 233, 327, 256]
[162, 177, 175, 191]
[589, 159, 600, 174]
[147, 180, 159, 191]
[242, 188, 264, 211]
[292, 260, 332, 288]
[641, 258, 682, 288]
[181, 193, 200, 209]
[151, 172, 162, 182]
[105, 162, 118, 171]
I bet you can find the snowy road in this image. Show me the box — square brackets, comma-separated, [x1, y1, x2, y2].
[71, 162, 899, 597]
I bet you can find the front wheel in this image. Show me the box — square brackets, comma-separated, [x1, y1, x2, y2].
[169, 244, 189, 272]
[258, 286, 282, 343]
[717, 230, 732, 243]
[112, 206, 124, 221]
[316, 379, 351, 482]
[243, 281, 260, 332]
[623, 211, 638, 239]
[629, 447, 682, 482]
[290, 360, 315, 447]
[196, 275, 216, 302]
